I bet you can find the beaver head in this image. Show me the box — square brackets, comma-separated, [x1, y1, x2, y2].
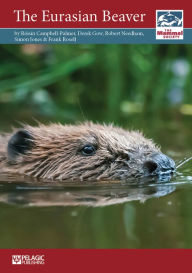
[5, 123, 175, 181]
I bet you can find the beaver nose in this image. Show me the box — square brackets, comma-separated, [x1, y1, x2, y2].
[143, 153, 175, 176]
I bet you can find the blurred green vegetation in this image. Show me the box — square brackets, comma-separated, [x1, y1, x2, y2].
[0, 44, 192, 126]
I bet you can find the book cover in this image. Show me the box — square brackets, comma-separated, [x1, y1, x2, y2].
[0, 0, 191, 272]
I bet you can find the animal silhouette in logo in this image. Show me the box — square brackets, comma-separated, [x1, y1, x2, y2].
[12, 255, 22, 264]
[157, 11, 183, 27]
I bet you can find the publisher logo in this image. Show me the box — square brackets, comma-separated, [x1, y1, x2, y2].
[156, 10, 183, 40]
[12, 255, 45, 265]
[12, 255, 22, 264]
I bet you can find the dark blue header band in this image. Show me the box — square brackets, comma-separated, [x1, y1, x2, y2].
[0, 28, 191, 44]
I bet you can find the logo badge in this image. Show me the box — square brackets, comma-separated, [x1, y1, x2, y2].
[12, 254, 45, 265]
[12, 255, 22, 264]
[156, 10, 183, 40]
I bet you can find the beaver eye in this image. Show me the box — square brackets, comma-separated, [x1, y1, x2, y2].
[81, 145, 96, 156]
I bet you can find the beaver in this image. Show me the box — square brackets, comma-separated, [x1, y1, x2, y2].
[0, 123, 175, 182]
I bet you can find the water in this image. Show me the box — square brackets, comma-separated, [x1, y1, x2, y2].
[0, 116, 192, 248]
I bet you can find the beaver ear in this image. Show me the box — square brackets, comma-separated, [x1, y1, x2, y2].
[7, 129, 34, 161]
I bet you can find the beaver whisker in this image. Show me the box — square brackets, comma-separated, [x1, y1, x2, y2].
[116, 169, 128, 172]
[176, 156, 192, 169]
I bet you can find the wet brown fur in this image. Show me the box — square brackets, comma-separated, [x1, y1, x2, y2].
[0, 123, 160, 181]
